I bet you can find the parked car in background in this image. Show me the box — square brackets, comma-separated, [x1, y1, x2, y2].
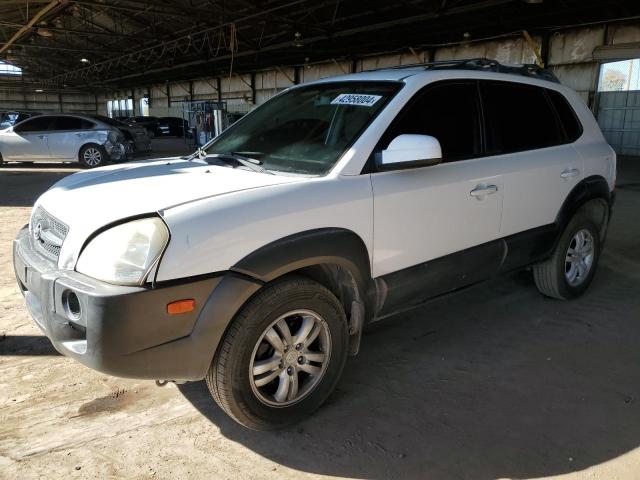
[0, 113, 132, 168]
[0, 111, 41, 129]
[87, 115, 151, 154]
[158, 116, 190, 137]
[126, 115, 160, 138]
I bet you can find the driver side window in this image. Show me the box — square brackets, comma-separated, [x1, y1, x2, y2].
[383, 82, 482, 162]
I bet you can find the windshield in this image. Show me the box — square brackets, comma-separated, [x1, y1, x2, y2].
[205, 81, 400, 175]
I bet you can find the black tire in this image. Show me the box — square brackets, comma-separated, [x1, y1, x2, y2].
[206, 276, 349, 430]
[0, 152, 4, 167]
[533, 212, 601, 300]
[78, 144, 107, 169]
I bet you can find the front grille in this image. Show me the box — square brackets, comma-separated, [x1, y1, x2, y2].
[30, 207, 69, 262]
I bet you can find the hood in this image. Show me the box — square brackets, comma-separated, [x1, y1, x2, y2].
[35, 158, 301, 269]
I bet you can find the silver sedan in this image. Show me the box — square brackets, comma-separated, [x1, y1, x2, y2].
[0, 113, 142, 168]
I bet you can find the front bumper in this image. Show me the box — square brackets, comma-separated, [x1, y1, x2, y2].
[13, 226, 261, 381]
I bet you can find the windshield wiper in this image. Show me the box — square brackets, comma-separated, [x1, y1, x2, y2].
[205, 152, 274, 175]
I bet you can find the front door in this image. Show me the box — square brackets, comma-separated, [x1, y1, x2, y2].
[370, 81, 504, 309]
[4, 116, 53, 161]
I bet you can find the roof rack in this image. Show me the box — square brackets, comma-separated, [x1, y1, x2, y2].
[380, 58, 560, 83]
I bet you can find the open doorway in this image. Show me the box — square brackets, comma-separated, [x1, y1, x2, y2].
[596, 58, 640, 156]
[139, 97, 150, 116]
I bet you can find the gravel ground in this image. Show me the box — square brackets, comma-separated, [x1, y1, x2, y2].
[1, 156, 639, 480]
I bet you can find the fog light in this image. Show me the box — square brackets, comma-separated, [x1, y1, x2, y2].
[63, 290, 81, 321]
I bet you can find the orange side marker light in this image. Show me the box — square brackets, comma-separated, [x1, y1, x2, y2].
[167, 299, 195, 315]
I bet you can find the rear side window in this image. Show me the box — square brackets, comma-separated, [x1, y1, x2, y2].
[480, 81, 563, 154]
[50, 116, 82, 131]
[382, 82, 482, 161]
[546, 89, 583, 142]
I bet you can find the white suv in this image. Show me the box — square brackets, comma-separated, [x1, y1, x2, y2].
[13, 59, 616, 430]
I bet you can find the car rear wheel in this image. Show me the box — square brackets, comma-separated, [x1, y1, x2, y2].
[79, 144, 106, 168]
[533, 212, 601, 299]
[206, 276, 348, 430]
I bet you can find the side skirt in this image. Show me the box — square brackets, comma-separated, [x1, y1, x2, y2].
[370, 223, 560, 321]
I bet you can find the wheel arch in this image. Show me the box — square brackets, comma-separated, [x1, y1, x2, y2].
[78, 142, 104, 158]
[556, 175, 612, 242]
[231, 228, 373, 355]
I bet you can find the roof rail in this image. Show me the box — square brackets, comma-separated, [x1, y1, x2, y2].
[378, 58, 560, 83]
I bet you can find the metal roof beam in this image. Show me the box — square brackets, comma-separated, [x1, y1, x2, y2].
[0, 0, 68, 54]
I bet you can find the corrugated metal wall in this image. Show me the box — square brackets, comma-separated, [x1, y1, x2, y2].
[597, 90, 640, 155]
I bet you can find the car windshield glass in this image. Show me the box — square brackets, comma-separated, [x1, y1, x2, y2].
[205, 81, 401, 175]
[88, 115, 130, 127]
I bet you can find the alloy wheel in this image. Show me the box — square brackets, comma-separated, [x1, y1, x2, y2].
[249, 309, 331, 406]
[564, 228, 595, 286]
[83, 147, 102, 167]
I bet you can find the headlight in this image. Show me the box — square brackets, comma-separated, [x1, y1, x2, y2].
[76, 217, 169, 286]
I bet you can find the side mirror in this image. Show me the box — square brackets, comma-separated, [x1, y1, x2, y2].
[376, 134, 442, 171]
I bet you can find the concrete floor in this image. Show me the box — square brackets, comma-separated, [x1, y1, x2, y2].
[0, 153, 639, 479]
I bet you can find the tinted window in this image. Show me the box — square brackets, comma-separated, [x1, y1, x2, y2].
[14, 116, 53, 132]
[383, 82, 481, 161]
[481, 81, 563, 154]
[49, 116, 96, 130]
[546, 89, 583, 142]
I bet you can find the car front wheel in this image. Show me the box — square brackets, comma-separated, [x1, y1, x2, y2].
[206, 276, 349, 430]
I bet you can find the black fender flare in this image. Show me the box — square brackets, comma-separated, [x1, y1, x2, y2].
[232, 228, 373, 354]
[555, 175, 612, 232]
[232, 228, 372, 287]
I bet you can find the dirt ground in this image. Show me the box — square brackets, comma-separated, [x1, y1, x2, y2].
[1, 153, 639, 480]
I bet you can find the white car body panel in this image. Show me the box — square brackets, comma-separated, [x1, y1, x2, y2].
[35, 159, 301, 270]
[47, 130, 107, 160]
[157, 174, 373, 281]
[27, 67, 615, 285]
[495, 143, 583, 237]
[370, 158, 503, 277]
[0, 128, 50, 160]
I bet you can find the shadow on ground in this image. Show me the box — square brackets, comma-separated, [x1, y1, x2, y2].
[0, 164, 79, 207]
[180, 258, 640, 479]
[0, 334, 60, 356]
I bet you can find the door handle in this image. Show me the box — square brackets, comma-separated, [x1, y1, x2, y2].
[470, 184, 498, 198]
[561, 168, 579, 179]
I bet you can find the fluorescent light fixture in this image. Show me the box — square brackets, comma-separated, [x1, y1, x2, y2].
[35, 89, 43, 92]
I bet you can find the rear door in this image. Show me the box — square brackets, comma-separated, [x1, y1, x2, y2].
[478, 81, 583, 237]
[3, 116, 53, 161]
[370, 81, 505, 286]
[47, 116, 95, 160]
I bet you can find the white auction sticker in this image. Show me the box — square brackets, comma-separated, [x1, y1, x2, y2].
[331, 93, 382, 107]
